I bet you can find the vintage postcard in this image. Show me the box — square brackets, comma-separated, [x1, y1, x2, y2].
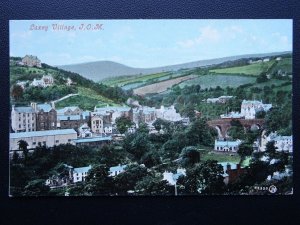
[9, 19, 293, 196]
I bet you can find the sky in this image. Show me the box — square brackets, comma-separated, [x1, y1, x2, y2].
[10, 19, 292, 68]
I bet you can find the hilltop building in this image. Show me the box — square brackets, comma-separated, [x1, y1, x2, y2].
[31, 75, 54, 88]
[21, 55, 42, 67]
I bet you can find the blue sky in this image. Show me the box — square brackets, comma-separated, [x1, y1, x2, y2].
[10, 19, 292, 68]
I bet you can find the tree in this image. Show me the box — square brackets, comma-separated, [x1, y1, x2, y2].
[114, 164, 149, 195]
[178, 160, 224, 195]
[84, 164, 114, 196]
[237, 143, 253, 161]
[180, 146, 200, 167]
[135, 174, 173, 195]
[18, 140, 29, 159]
[11, 84, 23, 100]
[22, 179, 50, 196]
[228, 120, 245, 140]
[115, 116, 133, 134]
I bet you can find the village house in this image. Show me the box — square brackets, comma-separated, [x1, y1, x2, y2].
[21, 55, 42, 67]
[240, 100, 272, 119]
[31, 74, 54, 88]
[207, 96, 234, 104]
[78, 123, 92, 138]
[131, 106, 157, 125]
[9, 129, 77, 156]
[56, 106, 90, 130]
[163, 168, 186, 186]
[220, 111, 244, 119]
[73, 136, 112, 148]
[31, 103, 57, 131]
[218, 162, 246, 185]
[71, 165, 92, 183]
[46, 164, 91, 188]
[214, 139, 242, 152]
[109, 164, 127, 177]
[90, 111, 112, 135]
[11, 105, 36, 132]
[156, 105, 183, 122]
[259, 131, 293, 152]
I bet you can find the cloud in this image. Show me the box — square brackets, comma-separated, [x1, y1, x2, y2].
[177, 26, 221, 48]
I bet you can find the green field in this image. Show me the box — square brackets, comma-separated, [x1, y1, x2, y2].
[209, 60, 275, 76]
[178, 74, 256, 89]
[198, 148, 241, 164]
[103, 72, 172, 87]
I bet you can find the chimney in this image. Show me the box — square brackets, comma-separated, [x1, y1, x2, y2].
[51, 101, 55, 110]
[226, 163, 231, 172]
[31, 102, 37, 111]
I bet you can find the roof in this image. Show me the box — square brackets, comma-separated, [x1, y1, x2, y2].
[215, 140, 242, 147]
[109, 165, 127, 173]
[73, 136, 112, 143]
[37, 104, 53, 112]
[95, 106, 130, 112]
[10, 129, 77, 139]
[57, 106, 81, 114]
[73, 165, 91, 174]
[13, 106, 35, 113]
[218, 162, 239, 176]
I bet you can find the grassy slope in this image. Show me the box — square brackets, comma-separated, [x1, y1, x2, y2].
[178, 74, 256, 89]
[10, 64, 119, 110]
[209, 60, 275, 76]
[103, 72, 172, 86]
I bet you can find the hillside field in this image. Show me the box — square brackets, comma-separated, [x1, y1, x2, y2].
[209, 60, 275, 76]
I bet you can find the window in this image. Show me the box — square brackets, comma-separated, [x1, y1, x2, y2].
[38, 142, 41, 145]
[68, 139, 71, 142]
[33, 142, 36, 145]
[56, 140, 59, 143]
[43, 141, 46, 145]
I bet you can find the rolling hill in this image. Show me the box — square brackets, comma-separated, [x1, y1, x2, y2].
[57, 51, 291, 82]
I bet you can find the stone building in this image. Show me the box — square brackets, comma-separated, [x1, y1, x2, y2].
[31, 103, 57, 131]
[22, 55, 42, 67]
[56, 106, 90, 130]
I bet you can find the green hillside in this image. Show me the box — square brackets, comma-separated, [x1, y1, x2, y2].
[209, 60, 275, 76]
[10, 59, 131, 110]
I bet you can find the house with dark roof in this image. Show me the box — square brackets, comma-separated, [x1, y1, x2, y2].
[31, 103, 57, 131]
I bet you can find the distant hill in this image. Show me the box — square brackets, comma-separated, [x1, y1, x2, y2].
[57, 51, 291, 82]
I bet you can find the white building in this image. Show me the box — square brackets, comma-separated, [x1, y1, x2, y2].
[207, 96, 233, 104]
[240, 100, 272, 119]
[109, 164, 127, 177]
[156, 105, 183, 122]
[163, 168, 186, 185]
[78, 123, 92, 138]
[31, 75, 54, 88]
[259, 131, 293, 153]
[214, 140, 242, 152]
[71, 165, 92, 183]
[10, 129, 77, 152]
[11, 105, 36, 132]
[220, 111, 244, 119]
